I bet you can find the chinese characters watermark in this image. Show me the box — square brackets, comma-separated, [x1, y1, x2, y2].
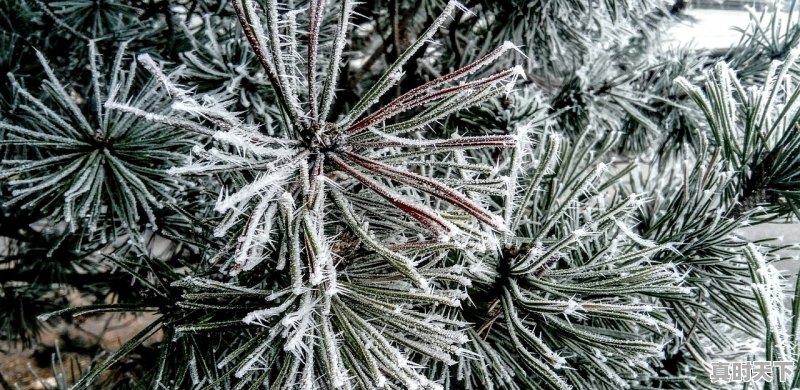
[710, 361, 795, 383]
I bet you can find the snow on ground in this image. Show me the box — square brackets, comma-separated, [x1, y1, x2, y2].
[667, 8, 754, 48]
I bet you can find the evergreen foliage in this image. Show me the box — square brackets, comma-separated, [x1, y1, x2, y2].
[1, 0, 800, 389]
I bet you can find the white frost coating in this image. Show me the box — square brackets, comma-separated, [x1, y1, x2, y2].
[613, 217, 657, 249]
[746, 243, 792, 362]
[213, 130, 298, 157]
[283, 294, 315, 354]
[509, 64, 527, 78]
[321, 316, 346, 388]
[234, 339, 272, 378]
[234, 195, 280, 273]
[215, 170, 291, 212]
[243, 296, 297, 326]
[563, 299, 586, 320]
[280, 191, 295, 208]
[674, 77, 705, 102]
[503, 68, 525, 94]
[171, 101, 242, 127]
[390, 69, 405, 81]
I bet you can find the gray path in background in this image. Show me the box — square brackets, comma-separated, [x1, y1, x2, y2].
[740, 223, 800, 281]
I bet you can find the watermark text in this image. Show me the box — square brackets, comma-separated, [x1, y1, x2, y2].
[710, 361, 795, 383]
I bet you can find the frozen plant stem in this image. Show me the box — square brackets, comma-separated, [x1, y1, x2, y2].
[219, 0, 522, 238]
[116, 2, 524, 387]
